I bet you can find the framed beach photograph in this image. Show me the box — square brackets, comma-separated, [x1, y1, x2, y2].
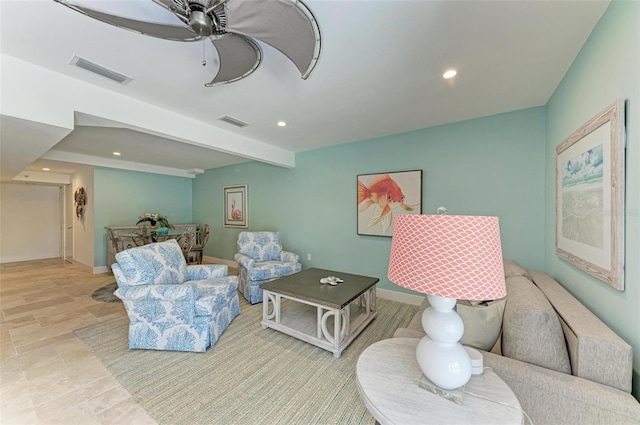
[223, 185, 248, 228]
[556, 100, 625, 291]
[357, 170, 422, 237]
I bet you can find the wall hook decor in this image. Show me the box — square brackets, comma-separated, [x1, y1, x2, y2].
[74, 187, 87, 219]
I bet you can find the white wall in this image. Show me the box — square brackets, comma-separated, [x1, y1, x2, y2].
[0, 183, 61, 262]
[1, 54, 295, 170]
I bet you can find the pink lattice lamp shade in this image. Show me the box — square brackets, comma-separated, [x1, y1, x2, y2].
[388, 214, 506, 301]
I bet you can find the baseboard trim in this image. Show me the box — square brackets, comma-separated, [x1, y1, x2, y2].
[63, 259, 108, 275]
[204, 256, 238, 268]
[0, 255, 59, 264]
[376, 288, 424, 306]
[93, 265, 110, 274]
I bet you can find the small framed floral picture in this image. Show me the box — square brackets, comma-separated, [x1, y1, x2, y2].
[223, 185, 247, 227]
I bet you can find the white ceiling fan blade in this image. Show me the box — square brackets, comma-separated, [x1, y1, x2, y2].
[55, 0, 200, 41]
[225, 0, 321, 79]
[151, 0, 189, 22]
[206, 34, 262, 87]
[152, 0, 182, 12]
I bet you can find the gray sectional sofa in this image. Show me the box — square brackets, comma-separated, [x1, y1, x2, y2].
[393, 261, 640, 424]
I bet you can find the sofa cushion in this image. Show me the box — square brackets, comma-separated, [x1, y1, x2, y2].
[115, 240, 188, 286]
[406, 297, 505, 352]
[456, 298, 506, 351]
[503, 260, 531, 280]
[529, 271, 633, 392]
[502, 276, 571, 374]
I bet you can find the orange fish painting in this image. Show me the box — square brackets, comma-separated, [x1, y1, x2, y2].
[358, 173, 419, 234]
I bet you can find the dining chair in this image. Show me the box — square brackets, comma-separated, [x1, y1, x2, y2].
[107, 228, 124, 254]
[178, 226, 197, 259]
[188, 224, 210, 265]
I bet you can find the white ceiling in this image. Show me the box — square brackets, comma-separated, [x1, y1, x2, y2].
[0, 0, 609, 182]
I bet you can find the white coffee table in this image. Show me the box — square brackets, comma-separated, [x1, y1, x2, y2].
[356, 338, 524, 425]
[261, 268, 378, 358]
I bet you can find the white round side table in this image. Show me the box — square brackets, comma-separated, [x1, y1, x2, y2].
[356, 338, 524, 425]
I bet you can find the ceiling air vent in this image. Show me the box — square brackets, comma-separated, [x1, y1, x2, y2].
[218, 115, 249, 128]
[70, 55, 132, 85]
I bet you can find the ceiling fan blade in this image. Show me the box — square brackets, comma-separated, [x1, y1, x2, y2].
[206, 34, 262, 87]
[55, 0, 199, 41]
[225, 0, 321, 79]
[151, 0, 190, 25]
[152, 0, 182, 12]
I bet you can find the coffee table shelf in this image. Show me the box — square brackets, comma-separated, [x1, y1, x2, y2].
[276, 300, 368, 336]
[261, 268, 379, 358]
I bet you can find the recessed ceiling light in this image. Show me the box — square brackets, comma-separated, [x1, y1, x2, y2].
[277, 121, 287, 127]
[443, 69, 457, 79]
[113, 151, 121, 156]
[42, 168, 50, 171]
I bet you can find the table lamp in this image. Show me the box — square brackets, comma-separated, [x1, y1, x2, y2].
[388, 213, 505, 392]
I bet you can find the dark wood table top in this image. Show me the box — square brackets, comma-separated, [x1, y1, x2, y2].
[261, 268, 379, 309]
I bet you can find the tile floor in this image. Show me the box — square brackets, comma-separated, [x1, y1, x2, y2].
[1, 258, 234, 425]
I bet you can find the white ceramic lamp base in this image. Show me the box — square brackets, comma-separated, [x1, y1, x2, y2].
[416, 294, 471, 391]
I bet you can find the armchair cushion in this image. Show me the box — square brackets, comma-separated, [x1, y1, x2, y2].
[193, 277, 239, 316]
[186, 264, 228, 281]
[114, 284, 197, 324]
[115, 239, 188, 286]
[246, 261, 302, 281]
[280, 250, 300, 263]
[237, 231, 282, 261]
[234, 253, 255, 269]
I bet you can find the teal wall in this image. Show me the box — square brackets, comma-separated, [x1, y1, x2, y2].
[544, 0, 640, 397]
[93, 168, 193, 266]
[193, 107, 546, 294]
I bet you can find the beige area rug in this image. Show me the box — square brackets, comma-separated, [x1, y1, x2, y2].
[74, 295, 418, 425]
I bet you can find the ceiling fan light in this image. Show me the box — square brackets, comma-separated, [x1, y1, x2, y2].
[277, 121, 287, 127]
[189, 11, 213, 36]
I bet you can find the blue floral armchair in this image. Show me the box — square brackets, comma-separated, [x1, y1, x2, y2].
[112, 239, 240, 352]
[234, 231, 302, 304]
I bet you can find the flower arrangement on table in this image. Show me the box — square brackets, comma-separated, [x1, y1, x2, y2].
[136, 213, 173, 235]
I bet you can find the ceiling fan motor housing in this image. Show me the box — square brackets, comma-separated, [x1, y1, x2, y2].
[189, 10, 213, 36]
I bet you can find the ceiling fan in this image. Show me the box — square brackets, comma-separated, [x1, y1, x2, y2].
[54, 0, 322, 87]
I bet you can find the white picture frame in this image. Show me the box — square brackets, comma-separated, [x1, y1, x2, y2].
[555, 100, 625, 290]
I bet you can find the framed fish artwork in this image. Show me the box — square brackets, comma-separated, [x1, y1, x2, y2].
[357, 170, 422, 236]
[223, 185, 248, 227]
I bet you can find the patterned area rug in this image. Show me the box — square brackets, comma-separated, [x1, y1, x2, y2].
[91, 282, 120, 303]
[75, 295, 418, 425]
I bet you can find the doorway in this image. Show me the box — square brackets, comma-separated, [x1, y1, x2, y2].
[63, 184, 73, 263]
